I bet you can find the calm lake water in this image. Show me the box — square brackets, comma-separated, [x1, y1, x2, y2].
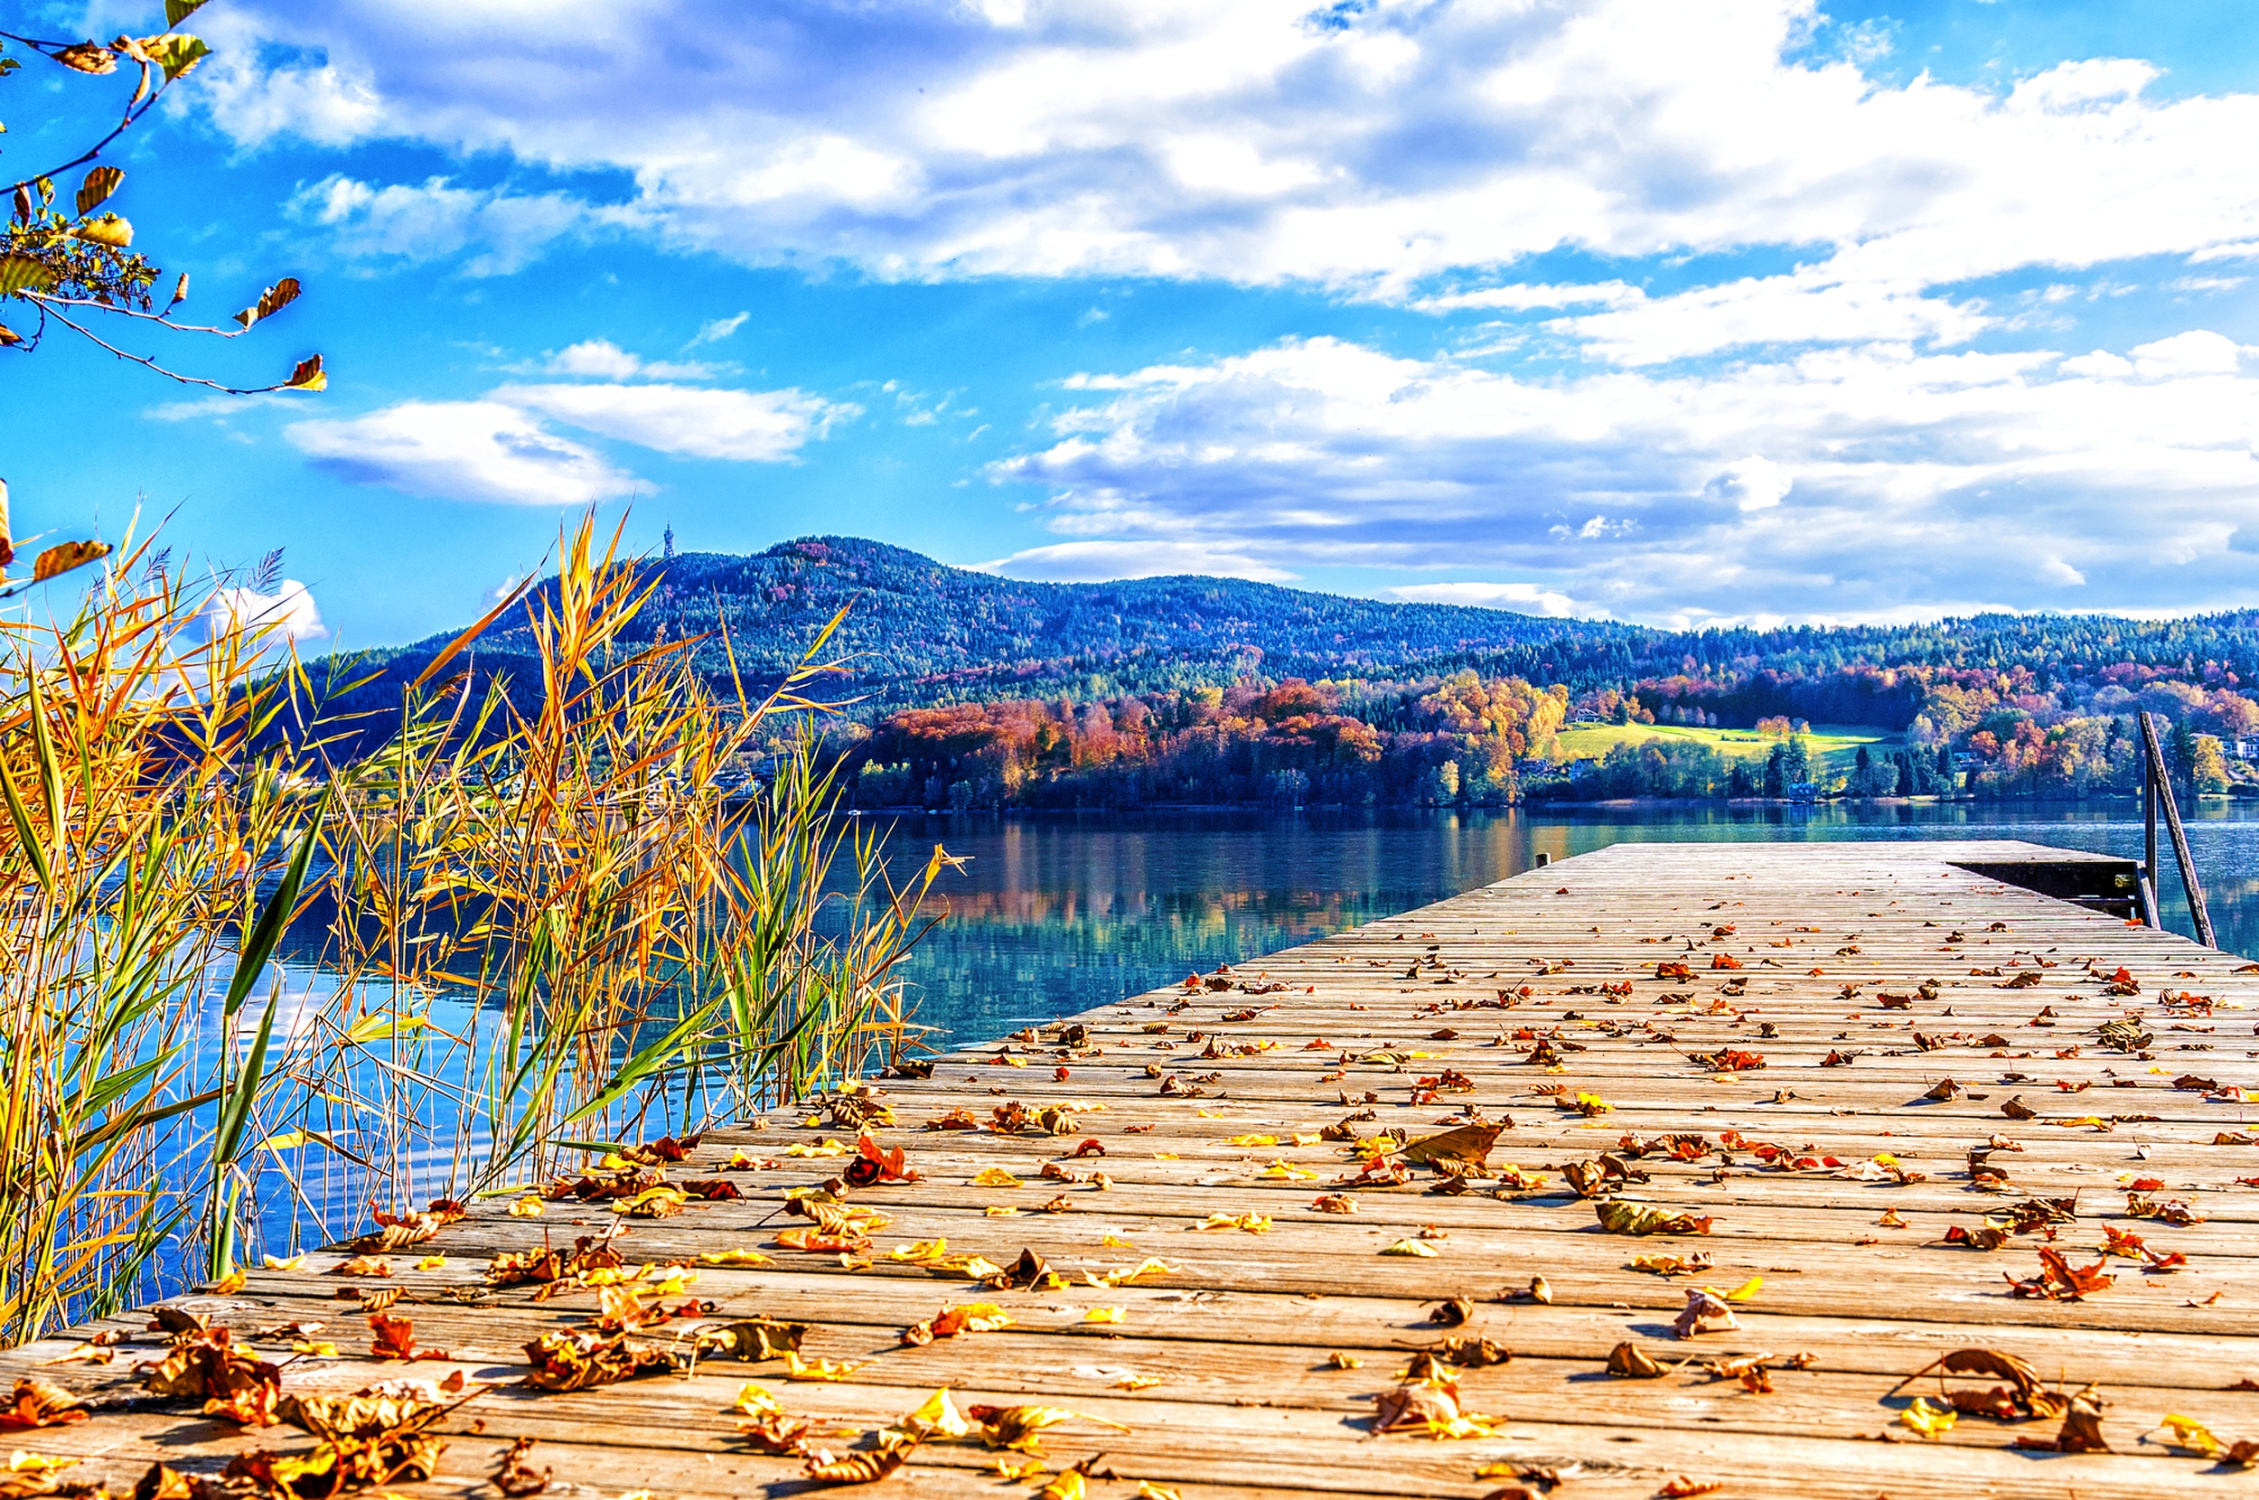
[874, 801, 2259, 1048]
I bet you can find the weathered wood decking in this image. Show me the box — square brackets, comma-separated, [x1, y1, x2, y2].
[10, 839, 2259, 1498]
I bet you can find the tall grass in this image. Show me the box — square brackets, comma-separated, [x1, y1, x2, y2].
[0, 515, 951, 1346]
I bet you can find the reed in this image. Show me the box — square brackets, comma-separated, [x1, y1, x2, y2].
[0, 515, 949, 1345]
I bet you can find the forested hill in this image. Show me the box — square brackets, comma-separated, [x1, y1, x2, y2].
[315, 536, 1653, 730]
[304, 535, 2259, 758]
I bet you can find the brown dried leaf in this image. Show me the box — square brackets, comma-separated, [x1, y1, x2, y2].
[491, 1436, 550, 1497]
[1606, 1342, 1667, 1378]
[0, 1377, 88, 1430]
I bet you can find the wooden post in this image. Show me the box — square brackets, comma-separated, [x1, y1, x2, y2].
[2142, 729, 2160, 928]
[2138, 712, 2215, 948]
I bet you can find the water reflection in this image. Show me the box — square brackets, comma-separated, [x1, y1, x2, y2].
[873, 803, 2259, 1047]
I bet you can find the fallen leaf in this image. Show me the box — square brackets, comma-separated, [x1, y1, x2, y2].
[0, 1379, 88, 1431]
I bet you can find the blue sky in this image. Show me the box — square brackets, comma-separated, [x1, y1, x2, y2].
[8, 0, 2259, 648]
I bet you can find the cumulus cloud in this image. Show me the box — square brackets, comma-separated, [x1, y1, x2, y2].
[990, 333, 2259, 619]
[202, 579, 328, 641]
[287, 400, 641, 505]
[495, 383, 857, 461]
[2129, 330, 2245, 378]
[194, 0, 2259, 306]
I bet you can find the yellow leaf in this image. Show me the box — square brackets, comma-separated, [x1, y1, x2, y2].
[782, 1352, 861, 1382]
[888, 1239, 949, 1263]
[1101, 1258, 1181, 1286]
[415, 1255, 445, 1271]
[262, 1254, 306, 1271]
[1150, 1152, 1180, 1160]
[289, 1340, 339, 1357]
[1224, 1134, 1279, 1147]
[1102, 1233, 1135, 1249]
[1381, 1238, 1441, 1257]
[29, 540, 111, 585]
[897, 1387, 969, 1441]
[2161, 1413, 2222, 1455]
[139, 32, 211, 80]
[1084, 1307, 1125, 1324]
[731, 1381, 782, 1416]
[1114, 1373, 1164, 1390]
[784, 1138, 851, 1158]
[1724, 1276, 1762, 1302]
[971, 1167, 1022, 1187]
[985, 1205, 1020, 1216]
[70, 213, 132, 248]
[1040, 1472, 1085, 1500]
[1136, 1484, 1185, 1500]
[283, 353, 327, 392]
[697, 1249, 775, 1267]
[1259, 1160, 1319, 1181]
[0, 254, 56, 298]
[507, 1194, 545, 1218]
[1899, 1397, 1957, 1440]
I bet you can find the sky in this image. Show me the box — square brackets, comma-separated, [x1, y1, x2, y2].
[8, 0, 2259, 647]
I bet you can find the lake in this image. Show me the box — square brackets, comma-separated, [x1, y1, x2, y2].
[876, 801, 2259, 1048]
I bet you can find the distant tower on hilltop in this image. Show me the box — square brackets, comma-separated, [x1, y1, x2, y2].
[663, 522, 676, 560]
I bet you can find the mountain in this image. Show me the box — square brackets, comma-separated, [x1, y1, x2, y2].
[299, 535, 2259, 759]
[306, 536, 1649, 742]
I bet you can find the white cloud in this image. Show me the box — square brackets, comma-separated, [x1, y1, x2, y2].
[1702, 456, 1793, 512]
[2129, 329, 2244, 378]
[2038, 556, 2087, 587]
[1558, 273, 1990, 365]
[2060, 349, 2133, 378]
[285, 174, 594, 275]
[1386, 580, 1581, 616]
[538, 339, 720, 380]
[980, 538, 1297, 583]
[990, 334, 2259, 620]
[687, 311, 751, 346]
[495, 383, 856, 461]
[202, 579, 328, 641]
[195, 0, 2259, 302]
[1410, 282, 1646, 315]
[287, 400, 640, 505]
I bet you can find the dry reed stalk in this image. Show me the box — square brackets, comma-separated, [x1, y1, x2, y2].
[0, 515, 950, 1345]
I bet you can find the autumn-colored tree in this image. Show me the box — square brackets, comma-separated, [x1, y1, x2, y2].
[1, 2, 321, 392]
[0, 2, 323, 584]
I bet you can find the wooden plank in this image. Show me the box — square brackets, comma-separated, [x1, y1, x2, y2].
[5, 840, 2256, 1498]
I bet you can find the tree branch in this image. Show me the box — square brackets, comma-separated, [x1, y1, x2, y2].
[34, 300, 309, 395]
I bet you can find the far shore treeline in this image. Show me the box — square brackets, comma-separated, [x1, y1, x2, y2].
[302, 537, 2259, 812]
[837, 665, 2248, 810]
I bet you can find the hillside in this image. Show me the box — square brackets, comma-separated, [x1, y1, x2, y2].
[299, 535, 2259, 767]
[307, 536, 1651, 745]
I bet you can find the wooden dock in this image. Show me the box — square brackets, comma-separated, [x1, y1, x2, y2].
[8, 839, 2259, 1499]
